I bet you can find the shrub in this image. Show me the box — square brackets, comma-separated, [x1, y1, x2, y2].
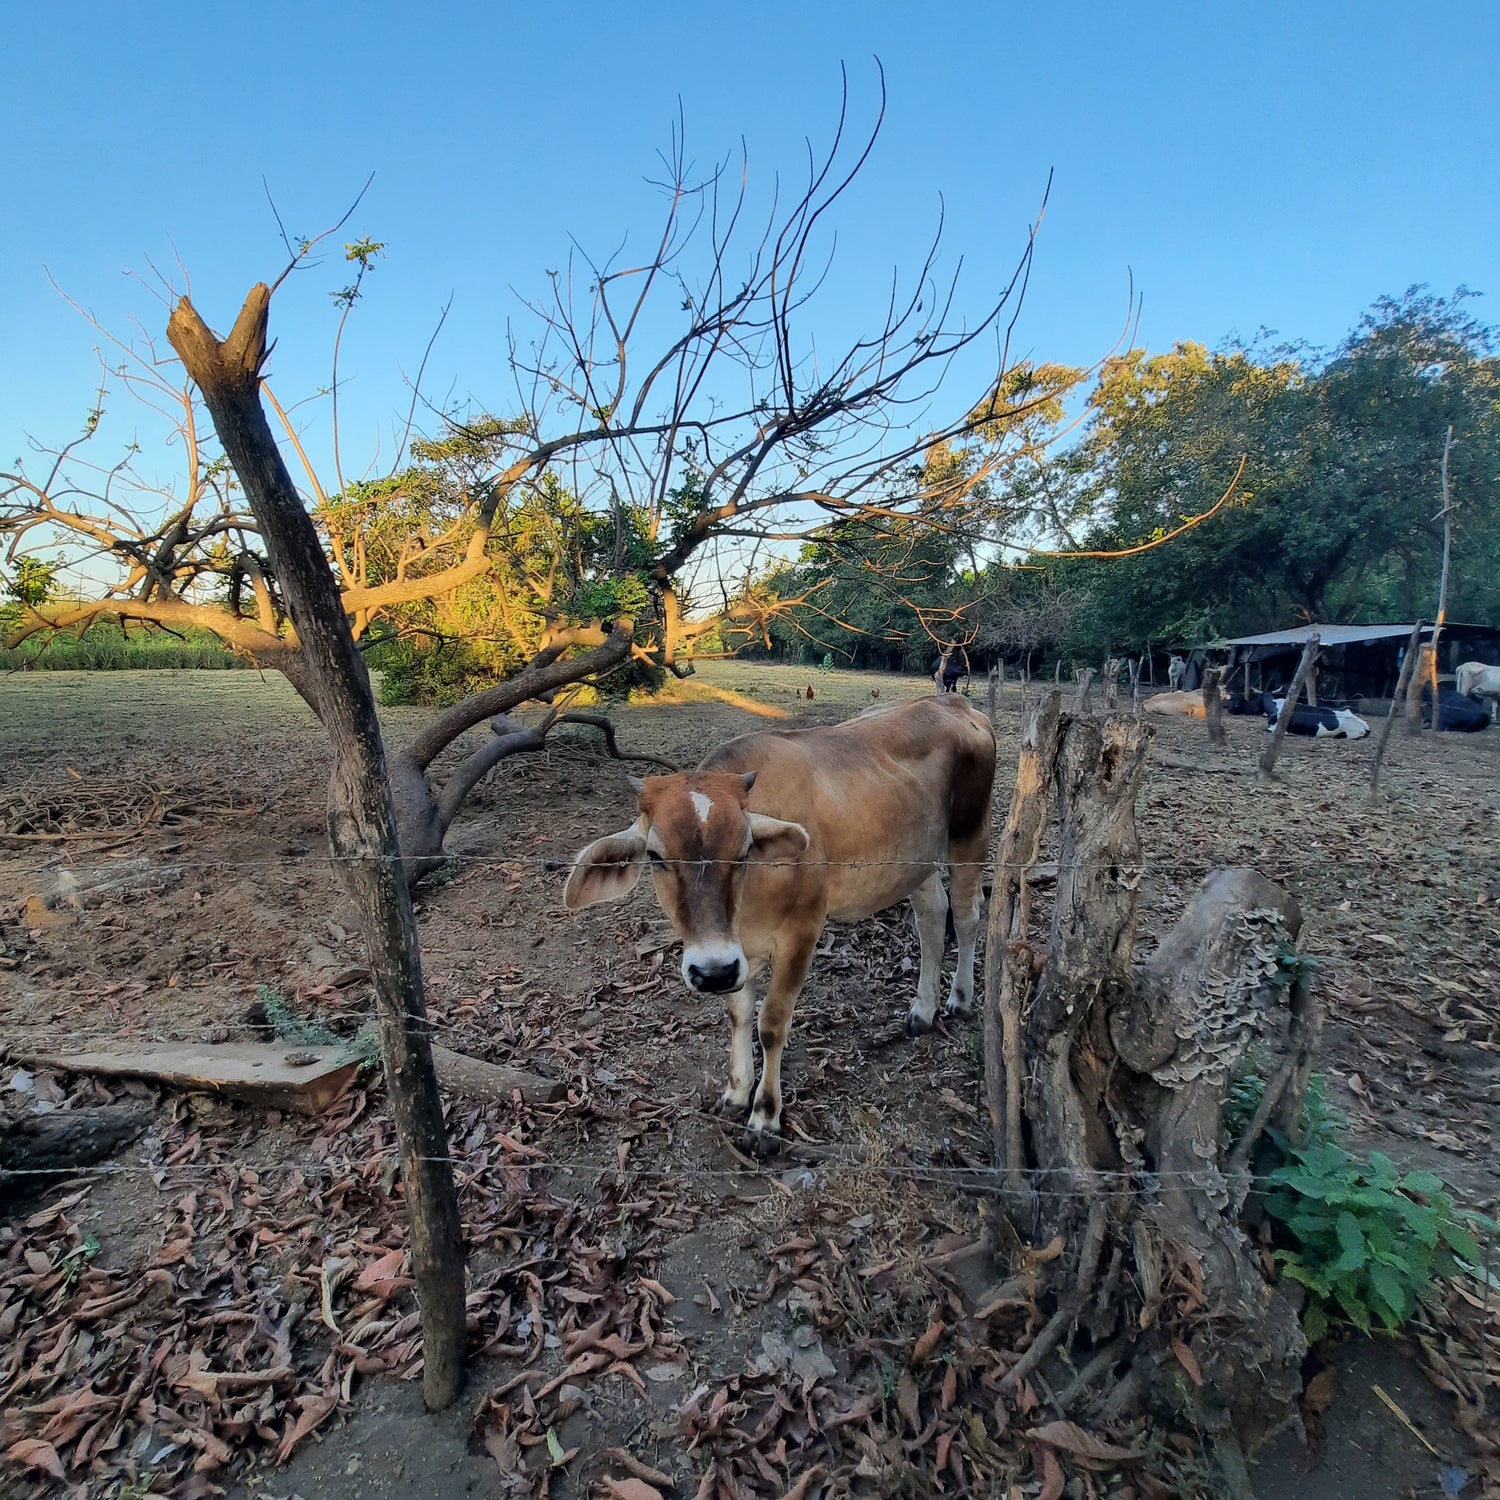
[1261, 1142, 1490, 1342]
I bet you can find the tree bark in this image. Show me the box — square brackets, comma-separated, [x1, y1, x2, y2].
[1202, 665, 1227, 746]
[984, 711, 1316, 1485]
[1, 1104, 150, 1195]
[983, 693, 1063, 1201]
[167, 285, 466, 1412]
[1257, 635, 1318, 783]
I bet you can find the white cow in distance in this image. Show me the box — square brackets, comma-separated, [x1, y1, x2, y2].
[1166, 654, 1186, 690]
[1455, 661, 1500, 717]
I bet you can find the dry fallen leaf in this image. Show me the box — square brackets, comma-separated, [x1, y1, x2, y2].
[1303, 1366, 1336, 1414]
[913, 1312, 946, 1361]
[602, 1481, 664, 1500]
[1026, 1420, 1144, 1463]
[897, 1369, 920, 1432]
[6, 1439, 66, 1480]
[1171, 1337, 1204, 1388]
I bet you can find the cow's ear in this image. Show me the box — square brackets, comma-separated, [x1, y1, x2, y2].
[564, 828, 646, 909]
[746, 812, 809, 863]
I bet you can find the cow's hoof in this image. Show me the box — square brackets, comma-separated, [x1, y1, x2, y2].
[713, 1090, 751, 1119]
[743, 1123, 783, 1158]
[906, 1011, 934, 1039]
[943, 998, 974, 1020]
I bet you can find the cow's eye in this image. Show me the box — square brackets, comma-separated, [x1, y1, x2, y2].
[646, 849, 664, 866]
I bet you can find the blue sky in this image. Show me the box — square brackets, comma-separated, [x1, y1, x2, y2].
[3, 0, 1497, 493]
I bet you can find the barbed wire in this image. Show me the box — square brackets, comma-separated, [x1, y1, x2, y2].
[5, 847, 1497, 879]
[5, 1150, 1498, 1199]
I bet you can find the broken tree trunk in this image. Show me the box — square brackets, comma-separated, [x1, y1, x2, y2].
[1102, 657, 1121, 710]
[983, 692, 1063, 1196]
[1257, 634, 1319, 783]
[1369, 621, 1425, 805]
[167, 286, 466, 1412]
[1202, 665, 1227, 747]
[985, 711, 1317, 1491]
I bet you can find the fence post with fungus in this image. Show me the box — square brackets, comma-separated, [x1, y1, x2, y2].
[166, 284, 467, 1412]
[1257, 634, 1319, 784]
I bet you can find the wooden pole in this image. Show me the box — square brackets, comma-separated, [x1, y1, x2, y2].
[1258, 634, 1319, 783]
[167, 286, 467, 1411]
[1430, 424, 1456, 733]
[1369, 621, 1425, 806]
[1202, 665, 1227, 747]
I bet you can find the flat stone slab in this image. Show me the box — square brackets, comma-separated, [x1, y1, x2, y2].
[23, 1042, 363, 1114]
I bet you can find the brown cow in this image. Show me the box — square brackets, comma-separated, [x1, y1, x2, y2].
[1141, 689, 1207, 719]
[564, 697, 996, 1153]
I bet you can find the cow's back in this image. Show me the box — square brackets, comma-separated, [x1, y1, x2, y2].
[700, 697, 995, 919]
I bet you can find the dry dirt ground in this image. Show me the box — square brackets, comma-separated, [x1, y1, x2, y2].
[1, 664, 1497, 1500]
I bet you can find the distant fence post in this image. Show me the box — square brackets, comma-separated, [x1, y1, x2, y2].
[1258, 634, 1319, 783]
[1369, 621, 1425, 806]
[1202, 665, 1227, 747]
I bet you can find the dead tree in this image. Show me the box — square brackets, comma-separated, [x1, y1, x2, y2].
[983, 704, 1319, 1489]
[5, 89, 1086, 884]
[167, 288, 467, 1412]
[1369, 620, 1425, 805]
[1070, 666, 1095, 714]
[1101, 656, 1121, 709]
[986, 663, 1003, 723]
[1202, 664, 1227, 746]
[1257, 634, 1318, 783]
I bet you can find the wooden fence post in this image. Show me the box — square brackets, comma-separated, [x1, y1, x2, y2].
[1258, 635, 1319, 783]
[1429, 424, 1456, 734]
[167, 286, 467, 1411]
[1369, 621, 1425, 806]
[1202, 665, 1227, 747]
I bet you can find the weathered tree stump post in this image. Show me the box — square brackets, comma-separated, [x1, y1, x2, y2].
[1405, 644, 1430, 735]
[1128, 657, 1143, 717]
[984, 708, 1319, 1491]
[986, 664, 1002, 725]
[1258, 634, 1319, 783]
[1202, 664, 1227, 746]
[1369, 620, 1425, 805]
[167, 286, 467, 1411]
[1070, 667, 1095, 714]
[1102, 657, 1120, 709]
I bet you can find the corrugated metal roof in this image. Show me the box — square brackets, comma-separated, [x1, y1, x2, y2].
[1220, 623, 1418, 648]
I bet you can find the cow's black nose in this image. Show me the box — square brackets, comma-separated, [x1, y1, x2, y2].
[687, 959, 741, 993]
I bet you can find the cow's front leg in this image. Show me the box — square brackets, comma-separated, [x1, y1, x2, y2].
[905, 871, 949, 1036]
[715, 983, 756, 1117]
[745, 931, 817, 1156]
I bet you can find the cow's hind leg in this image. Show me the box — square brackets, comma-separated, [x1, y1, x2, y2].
[904, 871, 949, 1037]
[744, 929, 817, 1156]
[940, 735, 994, 1021]
[944, 854, 984, 1019]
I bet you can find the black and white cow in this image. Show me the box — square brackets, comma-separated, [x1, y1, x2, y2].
[1261, 694, 1370, 739]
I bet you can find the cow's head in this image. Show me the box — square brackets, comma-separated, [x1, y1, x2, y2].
[564, 771, 809, 994]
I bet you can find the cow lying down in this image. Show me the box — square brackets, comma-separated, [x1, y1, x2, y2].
[565, 696, 997, 1153]
[1142, 689, 1206, 718]
[1422, 685, 1492, 733]
[1256, 693, 1370, 738]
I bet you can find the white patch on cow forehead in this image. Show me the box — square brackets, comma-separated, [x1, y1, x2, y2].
[690, 790, 714, 825]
